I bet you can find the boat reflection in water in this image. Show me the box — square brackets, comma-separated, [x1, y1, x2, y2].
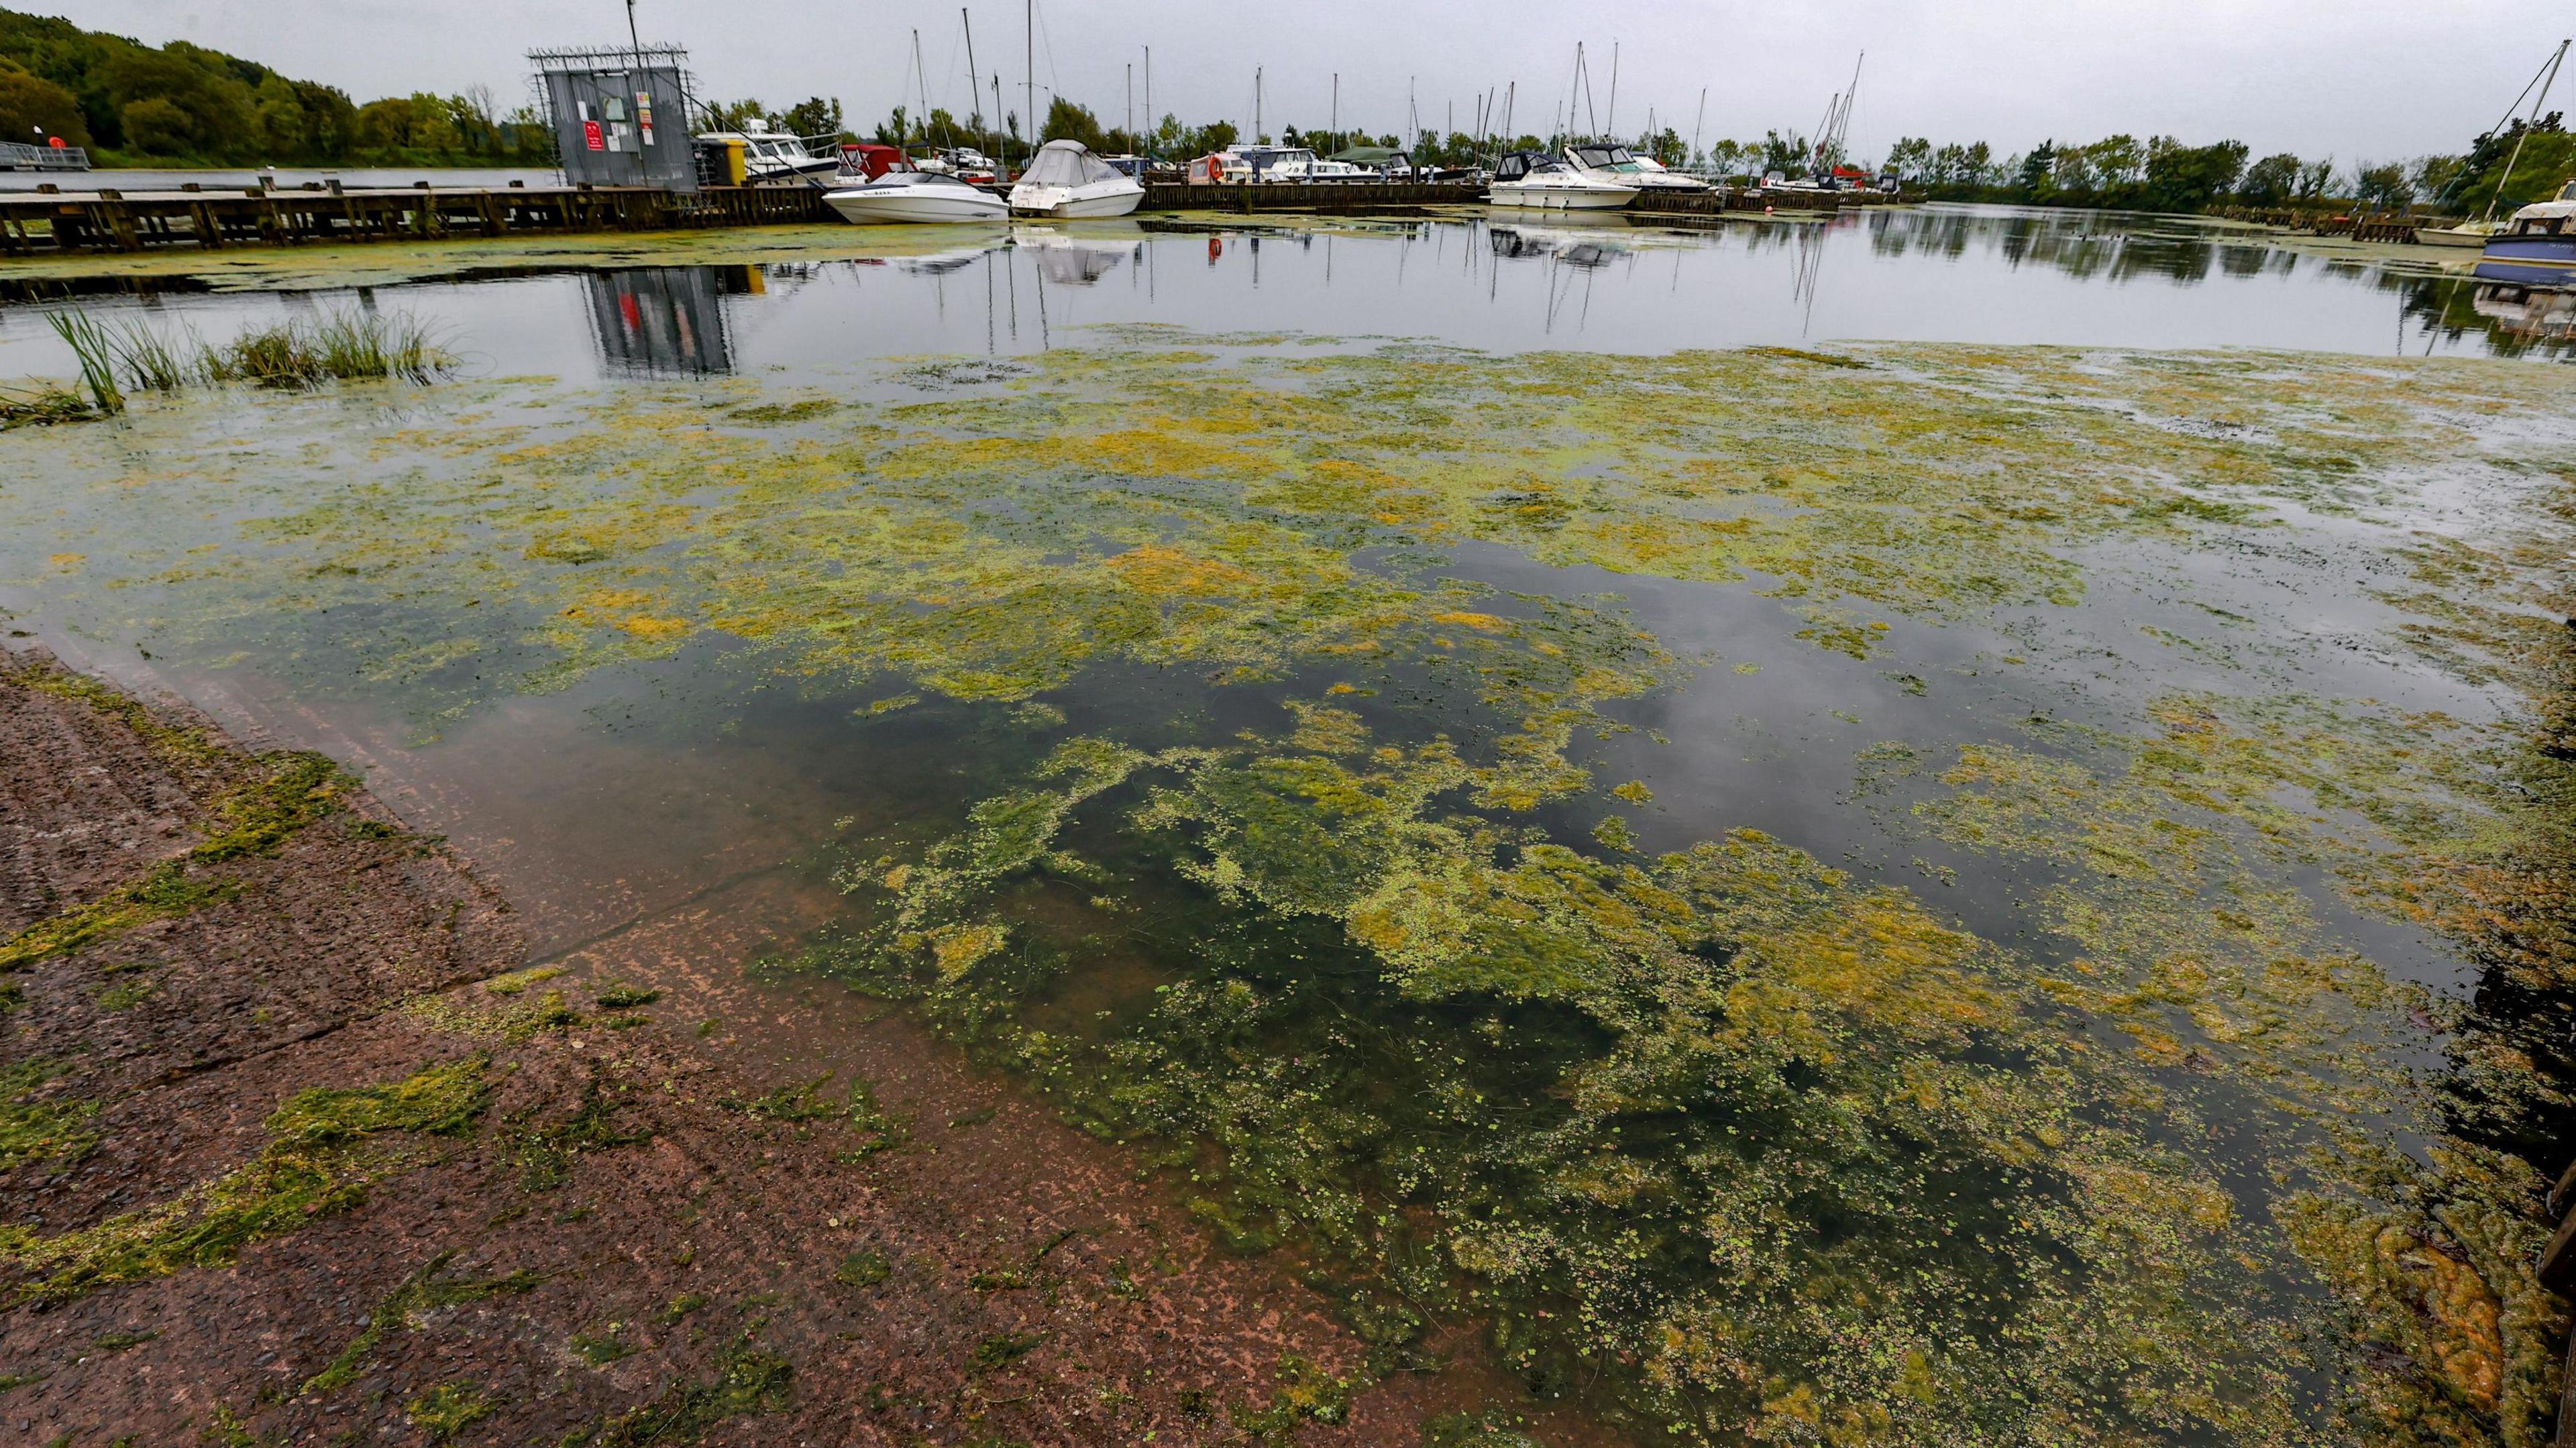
[1017, 224, 1145, 286]
[1489, 224, 1629, 268]
[582, 266, 761, 376]
[2472, 281, 2576, 343]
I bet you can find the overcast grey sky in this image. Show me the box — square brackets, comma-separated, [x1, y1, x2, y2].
[50, 1, 2575, 162]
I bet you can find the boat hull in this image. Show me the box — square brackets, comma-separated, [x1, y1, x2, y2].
[1487, 185, 1636, 211]
[824, 187, 1008, 225]
[1008, 184, 1144, 219]
[2416, 226, 2491, 248]
[2475, 234, 2576, 284]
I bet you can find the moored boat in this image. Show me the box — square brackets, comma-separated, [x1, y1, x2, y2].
[1563, 142, 1709, 192]
[692, 119, 843, 182]
[1487, 150, 1638, 210]
[2474, 179, 2576, 283]
[1007, 140, 1146, 218]
[824, 158, 1009, 224]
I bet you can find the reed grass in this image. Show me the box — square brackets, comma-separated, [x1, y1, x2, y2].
[208, 311, 454, 388]
[0, 383, 94, 431]
[109, 321, 199, 394]
[38, 307, 454, 410]
[44, 312, 123, 415]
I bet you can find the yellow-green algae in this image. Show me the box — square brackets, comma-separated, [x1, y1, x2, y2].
[814, 712, 2306, 1443]
[4, 335, 2575, 1443]
[0, 1057, 487, 1302]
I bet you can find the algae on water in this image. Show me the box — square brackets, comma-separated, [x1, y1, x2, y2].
[4, 329, 2574, 1445]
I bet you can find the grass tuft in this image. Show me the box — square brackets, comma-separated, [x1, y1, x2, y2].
[208, 310, 454, 389]
[44, 311, 122, 414]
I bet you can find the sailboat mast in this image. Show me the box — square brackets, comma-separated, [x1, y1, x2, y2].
[961, 9, 983, 160]
[1024, 0, 1034, 155]
[1607, 41, 1619, 140]
[1256, 66, 1263, 142]
[1690, 86, 1706, 168]
[914, 28, 934, 149]
[1144, 46, 1152, 155]
[2487, 38, 2571, 221]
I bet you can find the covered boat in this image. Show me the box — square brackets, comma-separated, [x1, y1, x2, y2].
[1008, 140, 1146, 218]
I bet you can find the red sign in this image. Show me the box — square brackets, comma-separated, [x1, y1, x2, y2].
[582, 120, 605, 152]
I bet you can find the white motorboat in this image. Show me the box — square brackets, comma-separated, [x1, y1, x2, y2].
[825, 163, 1008, 225]
[1487, 150, 1638, 211]
[694, 119, 843, 182]
[2418, 220, 2502, 248]
[1008, 140, 1146, 218]
[1564, 142, 1709, 192]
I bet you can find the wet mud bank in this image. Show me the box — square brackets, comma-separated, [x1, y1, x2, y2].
[0, 648, 1569, 1447]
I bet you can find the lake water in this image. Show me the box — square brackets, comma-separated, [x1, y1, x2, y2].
[3, 201, 2570, 1443]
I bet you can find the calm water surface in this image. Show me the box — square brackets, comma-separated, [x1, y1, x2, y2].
[0, 204, 2557, 373]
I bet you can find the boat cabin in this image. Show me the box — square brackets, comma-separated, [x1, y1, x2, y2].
[1570, 144, 1642, 172]
[1493, 151, 1574, 183]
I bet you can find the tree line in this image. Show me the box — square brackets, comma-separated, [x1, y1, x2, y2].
[1879, 119, 2572, 215]
[0, 9, 552, 164]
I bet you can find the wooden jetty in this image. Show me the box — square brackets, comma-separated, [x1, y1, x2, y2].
[0, 178, 1907, 258]
[0, 182, 824, 256]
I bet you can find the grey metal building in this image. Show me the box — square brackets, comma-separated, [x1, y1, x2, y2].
[531, 46, 700, 192]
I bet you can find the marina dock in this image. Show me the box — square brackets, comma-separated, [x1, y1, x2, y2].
[0, 178, 1903, 257]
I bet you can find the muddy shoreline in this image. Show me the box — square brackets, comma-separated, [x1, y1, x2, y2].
[0, 647, 1576, 1447]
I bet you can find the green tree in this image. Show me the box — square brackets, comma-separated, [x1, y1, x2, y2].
[2237, 152, 2301, 205]
[117, 95, 197, 154]
[1040, 95, 1107, 150]
[2017, 140, 2057, 194]
[2088, 133, 2144, 186]
[1760, 129, 1805, 174]
[2142, 135, 2247, 211]
[1884, 135, 1931, 182]
[780, 95, 843, 141]
[2353, 160, 2412, 209]
[0, 59, 87, 146]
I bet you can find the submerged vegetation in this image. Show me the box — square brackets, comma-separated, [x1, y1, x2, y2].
[3, 330, 2573, 1443]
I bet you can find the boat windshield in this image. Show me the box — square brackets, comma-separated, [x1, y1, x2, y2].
[1574, 146, 1639, 171]
[2561, 179, 2576, 201]
[1021, 140, 1122, 186]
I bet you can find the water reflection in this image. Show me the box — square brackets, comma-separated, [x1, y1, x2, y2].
[581, 266, 751, 376]
[6, 205, 2569, 380]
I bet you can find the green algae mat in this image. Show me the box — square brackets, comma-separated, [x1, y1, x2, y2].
[3, 330, 2571, 1447]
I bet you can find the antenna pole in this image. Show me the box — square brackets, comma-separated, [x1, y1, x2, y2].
[625, 0, 641, 54]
